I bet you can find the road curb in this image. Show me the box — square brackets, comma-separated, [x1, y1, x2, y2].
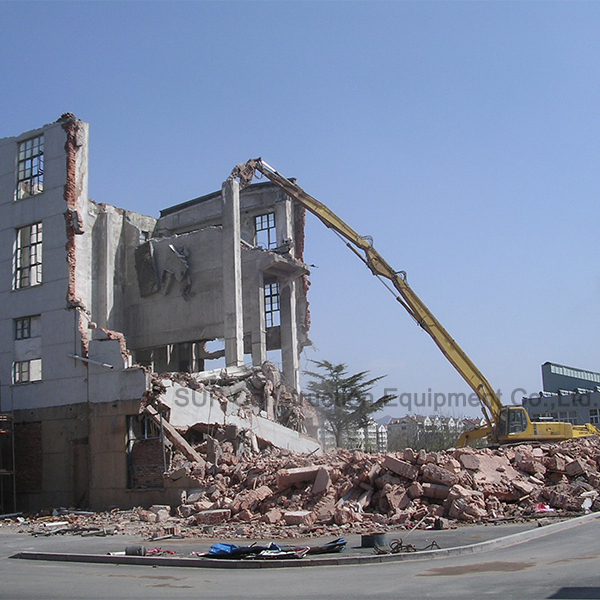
[10, 512, 600, 569]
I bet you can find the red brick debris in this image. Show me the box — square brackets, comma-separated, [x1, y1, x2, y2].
[6, 436, 600, 540]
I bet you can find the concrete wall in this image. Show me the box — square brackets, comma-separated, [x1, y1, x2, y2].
[14, 397, 186, 512]
[160, 379, 322, 454]
[122, 227, 307, 351]
[0, 116, 90, 412]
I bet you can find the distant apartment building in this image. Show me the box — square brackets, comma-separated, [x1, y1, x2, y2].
[318, 419, 387, 452]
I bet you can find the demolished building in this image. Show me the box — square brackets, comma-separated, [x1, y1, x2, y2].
[0, 114, 320, 513]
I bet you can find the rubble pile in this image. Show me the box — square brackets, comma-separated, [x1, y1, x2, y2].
[157, 361, 313, 433]
[165, 436, 600, 535]
[6, 437, 600, 540]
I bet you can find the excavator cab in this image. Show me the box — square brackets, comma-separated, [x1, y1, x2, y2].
[497, 406, 529, 439]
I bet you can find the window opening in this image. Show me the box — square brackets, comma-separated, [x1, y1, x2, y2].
[264, 281, 281, 328]
[16, 135, 44, 200]
[12, 359, 42, 384]
[255, 213, 277, 249]
[14, 317, 31, 340]
[126, 414, 166, 490]
[14, 223, 43, 289]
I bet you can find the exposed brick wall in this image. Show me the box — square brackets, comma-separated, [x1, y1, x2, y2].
[129, 439, 166, 489]
[14, 422, 42, 492]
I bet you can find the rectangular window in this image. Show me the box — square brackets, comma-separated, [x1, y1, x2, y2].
[255, 213, 277, 249]
[14, 223, 43, 289]
[590, 409, 599, 424]
[16, 135, 44, 200]
[14, 317, 31, 340]
[12, 359, 42, 384]
[264, 281, 281, 328]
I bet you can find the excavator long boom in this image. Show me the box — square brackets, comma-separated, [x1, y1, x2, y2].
[230, 158, 504, 434]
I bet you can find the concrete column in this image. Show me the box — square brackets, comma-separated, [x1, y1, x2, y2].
[222, 179, 244, 367]
[252, 271, 267, 367]
[274, 196, 295, 257]
[280, 279, 300, 391]
[94, 211, 109, 329]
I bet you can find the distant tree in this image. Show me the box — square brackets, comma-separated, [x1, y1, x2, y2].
[387, 421, 460, 452]
[304, 360, 397, 449]
[386, 414, 486, 452]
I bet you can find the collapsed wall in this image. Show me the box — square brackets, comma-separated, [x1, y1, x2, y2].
[146, 361, 321, 455]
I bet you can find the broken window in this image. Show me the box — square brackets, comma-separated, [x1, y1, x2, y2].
[264, 281, 281, 328]
[14, 223, 43, 289]
[255, 213, 277, 249]
[16, 135, 44, 200]
[12, 359, 42, 384]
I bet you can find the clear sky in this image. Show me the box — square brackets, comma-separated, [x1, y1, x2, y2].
[1, 1, 599, 419]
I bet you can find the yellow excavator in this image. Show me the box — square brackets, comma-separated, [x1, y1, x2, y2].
[230, 159, 600, 447]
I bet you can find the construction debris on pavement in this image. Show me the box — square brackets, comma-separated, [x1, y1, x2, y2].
[4, 436, 600, 540]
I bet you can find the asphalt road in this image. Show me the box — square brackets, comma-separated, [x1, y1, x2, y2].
[1, 521, 600, 599]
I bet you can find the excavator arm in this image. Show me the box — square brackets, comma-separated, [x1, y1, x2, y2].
[231, 159, 504, 439]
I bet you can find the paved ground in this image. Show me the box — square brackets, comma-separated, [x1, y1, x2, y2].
[0, 519, 538, 558]
[2, 517, 599, 599]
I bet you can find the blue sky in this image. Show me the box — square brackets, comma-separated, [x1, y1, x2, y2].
[2, 1, 599, 418]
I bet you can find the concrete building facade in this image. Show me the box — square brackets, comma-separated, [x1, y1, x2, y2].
[0, 115, 317, 512]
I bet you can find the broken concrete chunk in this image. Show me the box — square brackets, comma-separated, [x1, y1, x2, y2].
[276, 465, 320, 491]
[544, 454, 566, 472]
[565, 459, 586, 477]
[385, 487, 411, 512]
[312, 467, 331, 495]
[402, 448, 416, 464]
[421, 482, 451, 499]
[441, 458, 462, 474]
[194, 509, 231, 525]
[514, 448, 546, 477]
[138, 509, 158, 523]
[382, 455, 419, 480]
[168, 465, 189, 481]
[513, 480, 536, 496]
[231, 485, 273, 513]
[334, 506, 362, 525]
[149, 505, 171, 522]
[261, 507, 283, 524]
[457, 452, 481, 471]
[283, 510, 315, 526]
[447, 485, 487, 522]
[177, 504, 196, 519]
[422, 463, 459, 487]
[407, 482, 424, 499]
